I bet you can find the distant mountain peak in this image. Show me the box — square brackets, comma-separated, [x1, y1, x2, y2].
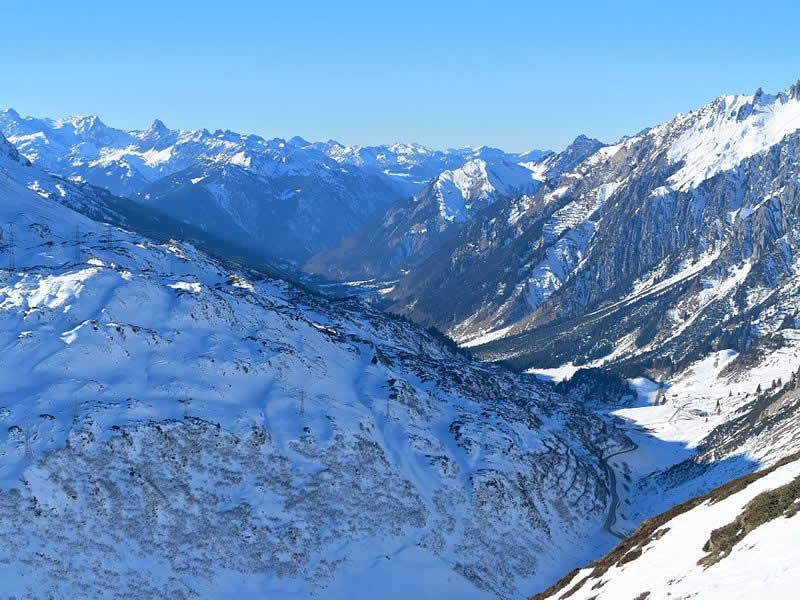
[288, 135, 311, 147]
[65, 114, 107, 132]
[790, 79, 800, 100]
[568, 133, 604, 148]
[146, 118, 170, 137]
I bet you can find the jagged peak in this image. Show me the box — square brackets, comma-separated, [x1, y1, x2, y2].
[789, 79, 800, 100]
[568, 134, 604, 147]
[470, 145, 507, 160]
[388, 142, 429, 154]
[146, 118, 170, 137]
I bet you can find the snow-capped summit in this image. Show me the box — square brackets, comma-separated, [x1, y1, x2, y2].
[66, 114, 106, 134]
[305, 146, 554, 280]
[655, 85, 800, 190]
[530, 134, 606, 181]
[0, 107, 20, 121]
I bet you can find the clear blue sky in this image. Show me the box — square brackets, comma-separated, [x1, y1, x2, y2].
[2, 1, 799, 152]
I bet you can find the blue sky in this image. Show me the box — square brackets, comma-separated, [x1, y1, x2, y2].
[2, 1, 799, 152]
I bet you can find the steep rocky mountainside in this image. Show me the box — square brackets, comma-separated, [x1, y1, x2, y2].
[474, 87, 800, 374]
[0, 132, 628, 599]
[383, 84, 800, 373]
[305, 140, 597, 281]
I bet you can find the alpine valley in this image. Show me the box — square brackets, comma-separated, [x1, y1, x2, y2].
[2, 80, 800, 599]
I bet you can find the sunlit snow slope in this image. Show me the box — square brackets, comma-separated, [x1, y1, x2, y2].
[531, 453, 800, 600]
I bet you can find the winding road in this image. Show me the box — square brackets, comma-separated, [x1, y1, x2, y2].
[600, 442, 639, 539]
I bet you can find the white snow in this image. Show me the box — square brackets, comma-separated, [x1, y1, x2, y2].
[666, 92, 800, 191]
[460, 325, 514, 348]
[432, 158, 541, 223]
[169, 281, 203, 293]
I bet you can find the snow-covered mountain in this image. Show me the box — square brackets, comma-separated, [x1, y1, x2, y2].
[0, 111, 377, 196]
[0, 131, 632, 599]
[0, 110, 410, 263]
[305, 145, 572, 281]
[383, 82, 800, 368]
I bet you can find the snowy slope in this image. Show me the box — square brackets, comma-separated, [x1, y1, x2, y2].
[432, 154, 544, 223]
[0, 135, 628, 599]
[663, 85, 800, 191]
[531, 454, 800, 600]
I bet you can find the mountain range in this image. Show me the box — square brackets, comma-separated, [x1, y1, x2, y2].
[2, 80, 800, 598]
[0, 109, 550, 267]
